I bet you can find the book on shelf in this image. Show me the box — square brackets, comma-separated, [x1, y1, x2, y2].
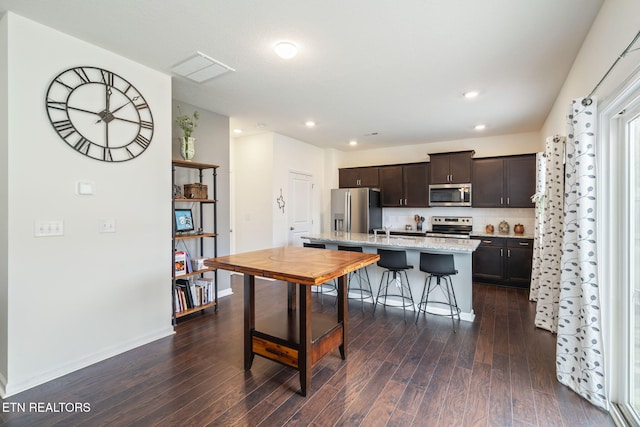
[175, 251, 187, 276]
[176, 278, 193, 308]
[174, 277, 215, 313]
[196, 277, 215, 303]
[184, 251, 193, 274]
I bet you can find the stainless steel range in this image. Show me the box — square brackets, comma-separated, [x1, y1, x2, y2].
[426, 216, 473, 239]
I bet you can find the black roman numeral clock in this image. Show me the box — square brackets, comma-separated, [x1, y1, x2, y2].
[45, 66, 154, 162]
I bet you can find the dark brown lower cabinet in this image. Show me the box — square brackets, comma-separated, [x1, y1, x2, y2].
[472, 236, 533, 288]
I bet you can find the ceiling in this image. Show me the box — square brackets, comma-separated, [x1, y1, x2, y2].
[0, 0, 604, 151]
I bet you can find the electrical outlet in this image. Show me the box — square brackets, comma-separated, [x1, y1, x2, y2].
[100, 218, 116, 233]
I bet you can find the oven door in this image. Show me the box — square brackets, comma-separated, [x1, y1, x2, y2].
[429, 184, 472, 206]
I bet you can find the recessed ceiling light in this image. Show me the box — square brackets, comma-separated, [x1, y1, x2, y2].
[233, 129, 243, 134]
[475, 124, 486, 131]
[304, 121, 316, 128]
[463, 91, 479, 99]
[349, 140, 358, 146]
[256, 122, 267, 129]
[274, 41, 298, 59]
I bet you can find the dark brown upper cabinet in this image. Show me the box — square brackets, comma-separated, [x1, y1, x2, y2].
[429, 151, 474, 184]
[379, 162, 429, 207]
[472, 154, 536, 208]
[338, 166, 379, 188]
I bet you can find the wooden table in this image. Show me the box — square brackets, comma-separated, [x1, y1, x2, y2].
[205, 246, 380, 396]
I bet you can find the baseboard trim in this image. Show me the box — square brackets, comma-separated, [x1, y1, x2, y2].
[2, 326, 174, 398]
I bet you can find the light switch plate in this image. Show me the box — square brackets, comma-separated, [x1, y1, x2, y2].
[34, 220, 64, 237]
[76, 181, 94, 195]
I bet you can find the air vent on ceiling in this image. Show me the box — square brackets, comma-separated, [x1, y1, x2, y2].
[170, 51, 235, 83]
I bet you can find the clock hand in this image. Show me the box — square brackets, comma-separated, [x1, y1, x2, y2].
[111, 116, 142, 126]
[105, 86, 112, 112]
[66, 105, 103, 117]
[111, 96, 140, 114]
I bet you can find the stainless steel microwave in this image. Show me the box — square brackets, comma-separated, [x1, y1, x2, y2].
[429, 183, 472, 207]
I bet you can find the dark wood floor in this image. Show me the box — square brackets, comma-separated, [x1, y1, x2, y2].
[0, 277, 615, 427]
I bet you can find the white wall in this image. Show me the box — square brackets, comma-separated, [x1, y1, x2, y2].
[0, 12, 9, 391]
[233, 133, 275, 252]
[232, 132, 324, 252]
[1, 13, 173, 397]
[272, 133, 324, 246]
[542, 0, 640, 137]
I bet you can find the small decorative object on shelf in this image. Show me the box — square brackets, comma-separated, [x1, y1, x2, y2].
[485, 224, 494, 234]
[498, 220, 510, 234]
[173, 184, 183, 199]
[514, 223, 525, 234]
[176, 105, 199, 161]
[414, 214, 425, 231]
[184, 183, 208, 199]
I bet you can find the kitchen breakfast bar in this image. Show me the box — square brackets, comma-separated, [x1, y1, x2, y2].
[302, 232, 480, 322]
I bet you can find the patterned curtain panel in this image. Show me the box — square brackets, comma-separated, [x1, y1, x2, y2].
[529, 152, 545, 298]
[557, 98, 606, 409]
[530, 136, 566, 332]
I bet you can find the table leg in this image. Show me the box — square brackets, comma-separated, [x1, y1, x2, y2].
[287, 281, 296, 311]
[244, 274, 255, 370]
[298, 284, 312, 396]
[338, 274, 348, 360]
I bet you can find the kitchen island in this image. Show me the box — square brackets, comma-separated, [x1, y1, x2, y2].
[302, 232, 480, 322]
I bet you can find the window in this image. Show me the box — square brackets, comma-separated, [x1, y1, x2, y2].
[602, 76, 640, 425]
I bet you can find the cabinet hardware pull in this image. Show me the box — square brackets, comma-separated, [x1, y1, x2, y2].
[404, 198, 408, 205]
[500, 249, 503, 257]
[519, 242, 529, 246]
[507, 197, 510, 205]
[482, 240, 492, 244]
[500, 197, 503, 205]
[508, 249, 511, 257]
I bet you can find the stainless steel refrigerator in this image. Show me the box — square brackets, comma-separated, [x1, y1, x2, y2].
[331, 188, 382, 233]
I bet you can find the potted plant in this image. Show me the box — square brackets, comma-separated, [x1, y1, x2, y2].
[176, 105, 199, 161]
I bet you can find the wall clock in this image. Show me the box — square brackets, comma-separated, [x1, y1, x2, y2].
[45, 66, 154, 162]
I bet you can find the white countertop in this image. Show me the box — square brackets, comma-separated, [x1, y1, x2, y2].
[302, 232, 480, 253]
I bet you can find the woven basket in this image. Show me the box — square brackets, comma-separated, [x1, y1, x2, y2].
[183, 183, 208, 199]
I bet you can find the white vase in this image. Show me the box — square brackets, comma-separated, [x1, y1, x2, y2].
[180, 137, 196, 161]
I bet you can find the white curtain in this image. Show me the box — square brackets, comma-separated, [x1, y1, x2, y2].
[530, 136, 565, 332]
[529, 98, 606, 409]
[557, 97, 606, 409]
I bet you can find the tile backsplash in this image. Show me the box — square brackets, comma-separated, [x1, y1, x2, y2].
[383, 206, 535, 235]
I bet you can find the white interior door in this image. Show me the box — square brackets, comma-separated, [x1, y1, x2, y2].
[288, 171, 312, 246]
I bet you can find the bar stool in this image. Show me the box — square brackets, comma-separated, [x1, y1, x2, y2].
[303, 243, 337, 302]
[416, 252, 460, 332]
[337, 245, 373, 312]
[373, 249, 415, 322]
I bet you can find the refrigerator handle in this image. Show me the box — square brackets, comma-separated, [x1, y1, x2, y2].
[345, 191, 351, 232]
